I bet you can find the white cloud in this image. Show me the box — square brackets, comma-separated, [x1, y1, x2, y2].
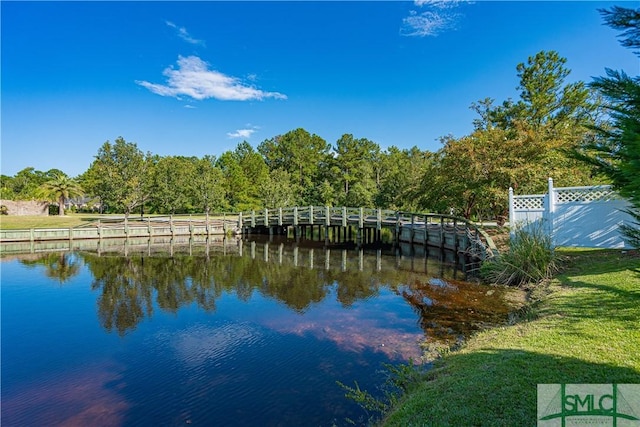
[166, 21, 205, 46]
[414, 0, 463, 8]
[401, 0, 467, 37]
[401, 10, 458, 37]
[136, 56, 287, 101]
[227, 126, 258, 139]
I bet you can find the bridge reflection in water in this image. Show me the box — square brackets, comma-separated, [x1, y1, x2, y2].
[1, 234, 475, 280]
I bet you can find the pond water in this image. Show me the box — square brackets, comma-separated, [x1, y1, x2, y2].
[1, 237, 514, 426]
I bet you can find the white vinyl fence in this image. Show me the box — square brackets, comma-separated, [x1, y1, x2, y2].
[509, 178, 635, 249]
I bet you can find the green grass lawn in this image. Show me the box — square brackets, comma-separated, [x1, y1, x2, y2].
[0, 214, 104, 230]
[383, 248, 640, 426]
[0, 213, 236, 230]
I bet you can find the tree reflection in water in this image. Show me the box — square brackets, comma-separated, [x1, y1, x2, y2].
[20, 252, 82, 284]
[21, 242, 515, 350]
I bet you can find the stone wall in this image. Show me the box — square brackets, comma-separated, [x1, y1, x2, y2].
[0, 200, 50, 216]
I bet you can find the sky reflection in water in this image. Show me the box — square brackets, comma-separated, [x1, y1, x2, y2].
[1, 239, 514, 426]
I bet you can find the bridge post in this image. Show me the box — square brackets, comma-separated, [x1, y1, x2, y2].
[325, 206, 330, 244]
[222, 213, 226, 235]
[423, 214, 428, 246]
[251, 210, 256, 228]
[394, 212, 400, 245]
[454, 218, 459, 252]
[309, 206, 314, 225]
[293, 207, 299, 241]
[238, 212, 243, 234]
[440, 216, 445, 251]
[357, 207, 364, 245]
[278, 208, 283, 226]
[410, 214, 415, 243]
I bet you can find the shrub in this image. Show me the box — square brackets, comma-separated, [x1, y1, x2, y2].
[0, 205, 8, 215]
[481, 223, 559, 286]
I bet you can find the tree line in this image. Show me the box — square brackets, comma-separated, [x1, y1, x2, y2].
[1, 7, 638, 234]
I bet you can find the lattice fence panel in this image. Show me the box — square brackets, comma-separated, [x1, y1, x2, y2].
[555, 186, 621, 204]
[513, 195, 545, 210]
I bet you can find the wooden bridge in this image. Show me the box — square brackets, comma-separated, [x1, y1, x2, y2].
[238, 206, 497, 260]
[0, 206, 497, 260]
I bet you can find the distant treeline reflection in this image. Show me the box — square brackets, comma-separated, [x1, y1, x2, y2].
[18, 243, 513, 343]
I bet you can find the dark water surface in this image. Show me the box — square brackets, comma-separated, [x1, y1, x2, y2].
[1, 237, 513, 426]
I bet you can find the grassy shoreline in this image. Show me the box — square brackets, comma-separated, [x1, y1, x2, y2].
[383, 248, 640, 426]
[0, 214, 105, 230]
[0, 213, 230, 230]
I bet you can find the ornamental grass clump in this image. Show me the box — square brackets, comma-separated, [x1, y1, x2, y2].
[481, 224, 559, 286]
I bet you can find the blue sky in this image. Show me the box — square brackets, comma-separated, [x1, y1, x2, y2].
[2, 1, 638, 177]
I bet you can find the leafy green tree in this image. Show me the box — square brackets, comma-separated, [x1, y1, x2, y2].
[235, 141, 269, 185]
[1, 175, 16, 199]
[258, 128, 331, 205]
[376, 146, 432, 211]
[193, 155, 225, 214]
[516, 51, 591, 130]
[217, 142, 268, 210]
[575, 6, 640, 247]
[259, 168, 296, 208]
[150, 155, 197, 214]
[419, 121, 596, 221]
[217, 151, 250, 210]
[479, 51, 593, 133]
[37, 172, 84, 216]
[82, 137, 152, 216]
[6, 168, 48, 199]
[419, 51, 597, 220]
[332, 134, 379, 207]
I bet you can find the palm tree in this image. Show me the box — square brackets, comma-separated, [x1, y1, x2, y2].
[38, 172, 84, 216]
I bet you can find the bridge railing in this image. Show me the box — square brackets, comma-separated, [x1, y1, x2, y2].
[238, 206, 497, 259]
[239, 206, 399, 230]
[395, 211, 497, 259]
